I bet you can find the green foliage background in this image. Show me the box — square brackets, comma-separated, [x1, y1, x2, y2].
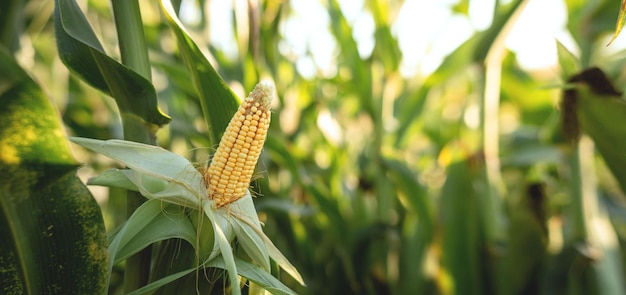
[3, 0, 626, 294]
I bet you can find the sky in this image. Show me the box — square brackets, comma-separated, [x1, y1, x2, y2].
[182, 0, 621, 78]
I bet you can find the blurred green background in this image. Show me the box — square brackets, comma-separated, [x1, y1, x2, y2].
[5, 0, 626, 294]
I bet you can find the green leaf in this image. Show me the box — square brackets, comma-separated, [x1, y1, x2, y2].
[368, 0, 402, 73]
[380, 156, 434, 293]
[381, 156, 433, 244]
[225, 193, 305, 286]
[108, 200, 198, 266]
[556, 40, 580, 79]
[228, 197, 270, 271]
[87, 169, 141, 192]
[106, 199, 201, 295]
[69, 138, 200, 182]
[208, 257, 298, 295]
[439, 158, 485, 295]
[502, 144, 563, 167]
[69, 138, 204, 207]
[503, 184, 547, 294]
[567, 67, 626, 195]
[54, 0, 170, 126]
[128, 256, 298, 295]
[588, 216, 626, 294]
[0, 47, 108, 294]
[126, 268, 196, 295]
[203, 203, 241, 295]
[328, 0, 373, 115]
[160, 0, 240, 147]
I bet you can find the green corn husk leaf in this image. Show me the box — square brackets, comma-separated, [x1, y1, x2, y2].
[128, 255, 298, 295]
[159, 0, 240, 147]
[70, 137, 204, 206]
[106, 200, 202, 295]
[127, 268, 196, 295]
[118, 207, 299, 295]
[202, 200, 241, 295]
[0, 47, 107, 294]
[227, 198, 271, 271]
[108, 199, 198, 266]
[54, 0, 170, 126]
[71, 136, 303, 294]
[70, 137, 228, 257]
[207, 257, 298, 295]
[93, 168, 201, 208]
[226, 197, 304, 286]
[88, 169, 140, 191]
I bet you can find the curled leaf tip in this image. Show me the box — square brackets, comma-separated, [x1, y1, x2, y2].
[607, 0, 626, 46]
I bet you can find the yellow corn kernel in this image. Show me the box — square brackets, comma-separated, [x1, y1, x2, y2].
[206, 81, 273, 207]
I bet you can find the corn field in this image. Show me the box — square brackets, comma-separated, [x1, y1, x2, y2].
[2, 0, 626, 294]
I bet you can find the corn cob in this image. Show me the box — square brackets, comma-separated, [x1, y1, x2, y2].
[205, 82, 273, 207]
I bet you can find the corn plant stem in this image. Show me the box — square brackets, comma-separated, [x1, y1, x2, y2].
[472, 5, 526, 291]
[0, 0, 22, 52]
[568, 137, 600, 241]
[568, 33, 594, 242]
[477, 61, 508, 293]
[477, 0, 529, 246]
[478, 61, 506, 244]
[477, 30, 510, 295]
[111, 0, 151, 80]
[372, 66, 391, 221]
[110, 0, 155, 292]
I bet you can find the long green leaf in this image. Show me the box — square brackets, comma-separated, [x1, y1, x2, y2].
[503, 184, 547, 294]
[126, 268, 196, 295]
[368, 0, 402, 73]
[160, 0, 240, 147]
[439, 158, 485, 295]
[0, 47, 108, 294]
[54, 0, 170, 126]
[381, 156, 434, 293]
[69, 137, 208, 202]
[328, 0, 373, 115]
[204, 202, 241, 295]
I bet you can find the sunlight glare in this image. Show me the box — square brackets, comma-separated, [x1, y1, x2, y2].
[203, 0, 574, 77]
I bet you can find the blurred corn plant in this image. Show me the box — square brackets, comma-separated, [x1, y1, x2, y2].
[4, 0, 626, 294]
